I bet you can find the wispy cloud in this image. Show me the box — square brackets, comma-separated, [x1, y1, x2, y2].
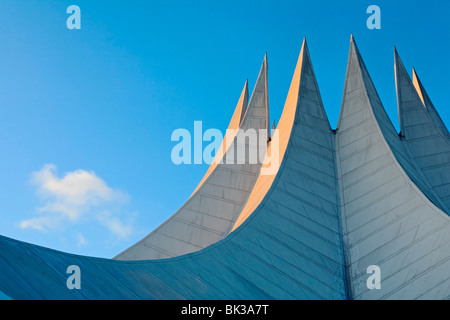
[19, 164, 135, 240]
[18, 215, 62, 232]
[98, 212, 133, 239]
[76, 233, 88, 248]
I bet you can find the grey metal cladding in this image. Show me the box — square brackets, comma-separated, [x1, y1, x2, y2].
[337, 38, 450, 300]
[395, 49, 450, 215]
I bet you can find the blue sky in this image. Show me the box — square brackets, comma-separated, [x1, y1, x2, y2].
[0, 0, 448, 258]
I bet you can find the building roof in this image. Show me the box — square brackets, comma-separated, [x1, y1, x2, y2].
[0, 36, 449, 300]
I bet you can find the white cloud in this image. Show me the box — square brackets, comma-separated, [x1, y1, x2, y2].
[19, 164, 135, 240]
[76, 233, 88, 248]
[31, 164, 128, 221]
[98, 213, 133, 239]
[18, 215, 62, 232]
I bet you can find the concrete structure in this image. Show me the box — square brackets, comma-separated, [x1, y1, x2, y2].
[0, 36, 449, 300]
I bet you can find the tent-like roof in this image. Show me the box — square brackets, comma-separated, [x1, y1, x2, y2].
[0, 37, 449, 300]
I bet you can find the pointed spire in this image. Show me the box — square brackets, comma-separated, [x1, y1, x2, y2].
[412, 68, 450, 138]
[224, 79, 249, 132]
[231, 37, 331, 232]
[239, 79, 249, 126]
[394, 47, 431, 136]
[412, 68, 426, 106]
[395, 50, 450, 214]
[296, 38, 330, 128]
[262, 52, 269, 140]
[338, 35, 397, 136]
[189, 79, 249, 196]
[277, 37, 330, 129]
[338, 34, 366, 129]
[269, 119, 276, 141]
[240, 54, 270, 138]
